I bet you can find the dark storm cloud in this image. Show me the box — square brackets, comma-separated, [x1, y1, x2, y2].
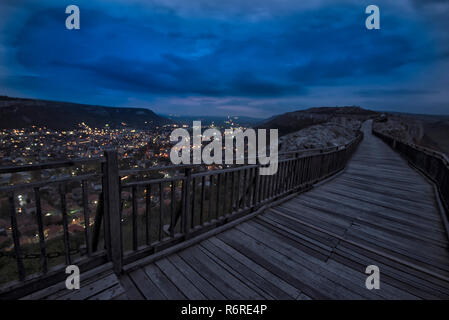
[0, 0, 448, 115]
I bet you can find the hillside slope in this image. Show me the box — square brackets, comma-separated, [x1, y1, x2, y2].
[257, 106, 378, 136]
[0, 96, 171, 130]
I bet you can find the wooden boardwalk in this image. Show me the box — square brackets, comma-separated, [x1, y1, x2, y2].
[27, 121, 449, 300]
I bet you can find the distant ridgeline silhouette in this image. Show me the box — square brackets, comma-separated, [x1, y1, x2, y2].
[257, 106, 378, 136]
[0, 96, 172, 130]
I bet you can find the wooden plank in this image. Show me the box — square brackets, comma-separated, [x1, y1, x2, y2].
[89, 283, 125, 300]
[345, 224, 449, 267]
[324, 182, 437, 212]
[277, 201, 350, 233]
[177, 248, 244, 299]
[201, 240, 293, 299]
[21, 263, 114, 300]
[128, 269, 165, 300]
[294, 194, 448, 245]
[167, 254, 226, 299]
[218, 229, 335, 299]
[197, 245, 273, 299]
[337, 240, 449, 293]
[155, 258, 206, 299]
[236, 222, 377, 299]
[338, 174, 434, 196]
[266, 205, 449, 285]
[312, 189, 444, 229]
[255, 214, 334, 259]
[333, 178, 436, 206]
[56, 273, 118, 300]
[112, 292, 129, 300]
[186, 246, 264, 299]
[119, 273, 145, 300]
[206, 237, 302, 299]
[331, 247, 446, 299]
[143, 264, 186, 299]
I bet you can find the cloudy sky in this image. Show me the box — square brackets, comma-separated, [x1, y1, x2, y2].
[0, 0, 448, 117]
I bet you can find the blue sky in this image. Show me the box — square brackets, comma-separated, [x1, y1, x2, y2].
[0, 0, 448, 118]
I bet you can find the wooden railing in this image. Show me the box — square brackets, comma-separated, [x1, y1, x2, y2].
[0, 157, 108, 299]
[372, 129, 449, 217]
[0, 132, 362, 298]
[116, 132, 363, 266]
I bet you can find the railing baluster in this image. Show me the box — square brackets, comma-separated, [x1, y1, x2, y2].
[216, 173, 221, 218]
[170, 182, 175, 238]
[208, 175, 214, 219]
[268, 166, 275, 198]
[289, 160, 295, 190]
[200, 176, 206, 225]
[230, 171, 235, 213]
[146, 185, 151, 244]
[277, 162, 283, 195]
[260, 173, 265, 201]
[159, 182, 163, 241]
[247, 168, 254, 207]
[103, 150, 122, 275]
[241, 169, 247, 209]
[8, 193, 25, 280]
[132, 186, 138, 251]
[184, 168, 192, 233]
[34, 187, 48, 273]
[236, 170, 241, 210]
[262, 172, 268, 201]
[81, 180, 92, 257]
[191, 177, 196, 228]
[59, 184, 71, 265]
[278, 162, 284, 194]
[253, 166, 260, 207]
[248, 168, 255, 207]
[91, 193, 103, 252]
[222, 172, 228, 215]
[288, 160, 294, 191]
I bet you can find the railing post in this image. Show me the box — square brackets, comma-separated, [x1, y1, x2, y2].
[183, 168, 192, 234]
[253, 166, 260, 207]
[103, 150, 122, 275]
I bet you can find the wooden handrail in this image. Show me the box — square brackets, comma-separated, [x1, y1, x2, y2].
[372, 128, 449, 216]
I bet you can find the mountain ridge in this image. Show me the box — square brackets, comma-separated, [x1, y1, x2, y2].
[0, 96, 171, 130]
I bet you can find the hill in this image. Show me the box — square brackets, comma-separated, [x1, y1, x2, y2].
[258, 106, 378, 136]
[374, 112, 449, 156]
[0, 96, 171, 130]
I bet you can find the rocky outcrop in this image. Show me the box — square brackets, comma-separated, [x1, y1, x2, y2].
[373, 115, 424, 144]
[258, 106, 377, 136]
[279, 121, 361, 152]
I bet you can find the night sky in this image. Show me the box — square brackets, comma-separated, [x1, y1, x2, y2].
[1, 0, 448, 118]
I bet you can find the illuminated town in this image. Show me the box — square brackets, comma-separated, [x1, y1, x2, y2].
[0, 116, 248, 263]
